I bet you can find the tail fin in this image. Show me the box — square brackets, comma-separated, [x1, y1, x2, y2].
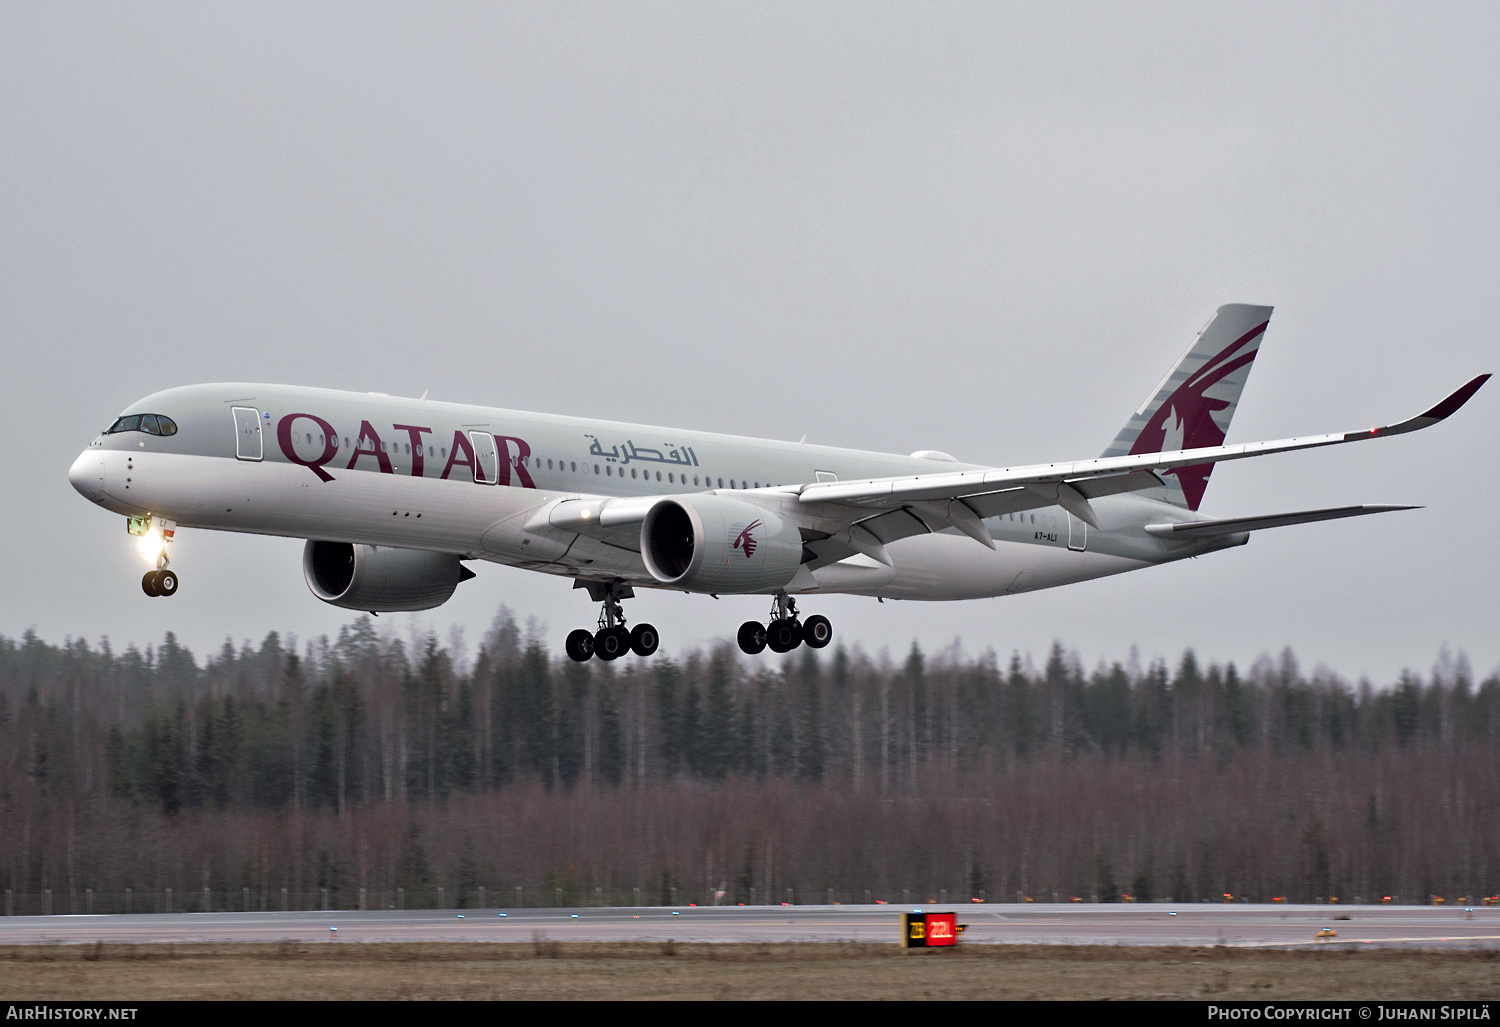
[1102, 303, 1272, 510]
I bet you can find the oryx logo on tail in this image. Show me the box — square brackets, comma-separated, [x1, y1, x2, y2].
[1102, 303, 1272, 511]
[733, 520, 762, 558]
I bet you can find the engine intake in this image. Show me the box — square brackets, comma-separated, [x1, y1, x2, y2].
[303, 540, 473, 612]
[640, 496, 801, 594]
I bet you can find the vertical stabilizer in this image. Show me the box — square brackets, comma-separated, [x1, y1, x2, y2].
[1102, 304, 1272, 510]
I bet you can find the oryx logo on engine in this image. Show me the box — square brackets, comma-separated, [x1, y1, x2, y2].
[733, 520, 762, 558]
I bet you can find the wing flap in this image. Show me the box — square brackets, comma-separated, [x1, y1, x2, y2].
[856, 508, 932, 545]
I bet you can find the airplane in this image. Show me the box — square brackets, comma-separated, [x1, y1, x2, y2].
[68, 304, 1488, 663]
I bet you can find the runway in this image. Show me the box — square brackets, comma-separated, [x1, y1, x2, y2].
[2, 904, 1497, 949]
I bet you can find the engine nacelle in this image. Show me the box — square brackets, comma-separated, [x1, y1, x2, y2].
[641, 495, 802, 594]
[302, 540, 473, 612]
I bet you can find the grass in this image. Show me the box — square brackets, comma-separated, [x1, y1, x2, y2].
[1, 941, 1497, 1000]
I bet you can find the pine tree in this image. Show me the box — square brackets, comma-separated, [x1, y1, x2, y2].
[797, 649, 824, 781]
[596, 674, 623, 786]
[700, 651, 734, 780]
[557, 660, 588, 788]
[653, 660, 682, 776]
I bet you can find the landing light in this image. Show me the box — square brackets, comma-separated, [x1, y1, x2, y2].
[136, 528, 164, 564]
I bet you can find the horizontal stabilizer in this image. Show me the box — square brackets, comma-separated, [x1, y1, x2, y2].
[1143, 504, 1419, 538]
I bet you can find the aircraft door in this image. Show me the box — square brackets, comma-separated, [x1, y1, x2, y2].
[232, 407, 263, 461]
[468, 431, 499, 484]
[1067, 513, 1087, 551]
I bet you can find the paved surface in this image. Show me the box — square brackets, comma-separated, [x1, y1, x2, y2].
[2, 904, 1498, 950]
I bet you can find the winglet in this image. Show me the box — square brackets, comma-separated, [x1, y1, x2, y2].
[1350, 374, 1490, 440]
[1419, 373, 1490, 422]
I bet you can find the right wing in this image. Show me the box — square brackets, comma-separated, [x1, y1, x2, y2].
[795, 375, 1490, 524]
[521, 374, 1486, 566]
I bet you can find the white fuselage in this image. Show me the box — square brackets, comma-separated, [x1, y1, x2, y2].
[70, 383, 1228, 601]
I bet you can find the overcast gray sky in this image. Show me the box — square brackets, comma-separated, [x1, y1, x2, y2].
[3, 2, 1496, 682]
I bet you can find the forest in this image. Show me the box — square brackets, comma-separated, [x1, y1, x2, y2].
[1, 610, 1495, 914]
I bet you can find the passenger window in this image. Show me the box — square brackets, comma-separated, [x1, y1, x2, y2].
[594, 465, 599, 474]
[570, 461, 576, 472]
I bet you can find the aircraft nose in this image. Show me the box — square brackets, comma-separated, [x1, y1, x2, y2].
[69, 449, 104, 501]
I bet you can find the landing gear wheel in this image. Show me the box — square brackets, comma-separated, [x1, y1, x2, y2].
[737, 620, 767, 655]
[630, 623, 660, 657]
[141, 570, 161, 597]
[594, 625, 629, 661]
[565, 628, 596, 662]
[803, 614, 832, 649]
[155, 569, 179, 597]
[767, 617, 803, 654]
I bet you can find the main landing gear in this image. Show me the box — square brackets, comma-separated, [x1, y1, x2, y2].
[566, 581, 659, 663]
[737, 592, 832, 655]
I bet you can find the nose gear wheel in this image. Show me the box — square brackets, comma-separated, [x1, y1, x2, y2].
[141, 569, 179, 598]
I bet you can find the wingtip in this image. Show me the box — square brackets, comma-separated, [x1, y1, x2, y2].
[1420, 373, 1491, 421]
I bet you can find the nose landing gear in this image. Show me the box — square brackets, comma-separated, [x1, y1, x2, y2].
[130, 515, 180, 598]
[567, 580, 659, 663]
[738, 592, 832, 655]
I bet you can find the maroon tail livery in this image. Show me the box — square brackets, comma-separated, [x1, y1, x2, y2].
[1102, 303, 1272, 510]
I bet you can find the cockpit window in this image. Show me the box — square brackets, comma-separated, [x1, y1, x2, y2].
[107, 414, 177, 436]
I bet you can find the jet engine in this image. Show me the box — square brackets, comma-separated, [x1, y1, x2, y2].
[302, 540, 474, 612]
[640, 495, 802, 594]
